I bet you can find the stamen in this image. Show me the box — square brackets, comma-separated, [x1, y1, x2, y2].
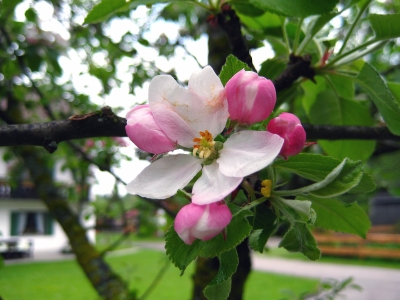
[261, 179, 272, 198]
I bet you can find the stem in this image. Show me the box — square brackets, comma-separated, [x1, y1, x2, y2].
[241, 180, 256, 202]
[233, 196, 267, 216]
[337, 0, 371, 56]
[324, 38, 379, 68]
[281, 17, 291, 55]
[292, 18, 304, 54]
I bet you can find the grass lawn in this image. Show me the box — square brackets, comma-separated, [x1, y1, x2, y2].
[0, 249, 319, 300]
[265, 247, 400, 269]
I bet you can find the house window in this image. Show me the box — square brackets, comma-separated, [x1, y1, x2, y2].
[10, 212, 54, 236]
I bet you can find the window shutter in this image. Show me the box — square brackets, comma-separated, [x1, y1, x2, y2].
[10, 212, 19, 236]
[44, 213, 54, 235]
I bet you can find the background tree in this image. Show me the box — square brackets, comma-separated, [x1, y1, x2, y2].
[1, 0, 400, 299]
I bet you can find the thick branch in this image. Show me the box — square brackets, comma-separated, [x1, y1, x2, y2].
[1, 111, 400, 151]
[0, 106, 126, 153]
[303, 124, 400, 141]
[217, 5, 255, 71]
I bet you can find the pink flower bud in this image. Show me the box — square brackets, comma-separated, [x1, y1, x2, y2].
[225, 69, 276, 124]
[267, 112, 306, 159]
[125, 105, 176, 154]
[174, 202, 232, 245]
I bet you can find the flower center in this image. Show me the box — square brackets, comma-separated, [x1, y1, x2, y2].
[193, 130, 216, 159]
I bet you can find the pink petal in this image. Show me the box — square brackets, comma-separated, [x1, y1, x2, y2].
[174, 204, 205, 244]
[217, 131, 284, 177]
[191, 162, 242, 205]
[126, 154, 202, 199]
[192, 202, 232, 241]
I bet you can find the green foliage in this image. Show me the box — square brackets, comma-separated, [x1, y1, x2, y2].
[203, 249, 238, 300]
[279, 222, 321, 260]
[84, 0, 178, 24]
[299, 195, 371, 237]
[219, 55, 252, 85]
[249, 205, 277, 252]
[369, 14, 400, 40]
[248, 0, 339, 18]
[353, 62, 400, 135]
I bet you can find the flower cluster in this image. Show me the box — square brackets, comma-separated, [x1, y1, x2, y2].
[125, 66, 306, 244]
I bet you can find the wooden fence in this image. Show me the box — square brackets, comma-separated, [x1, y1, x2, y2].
[313, 225, 400, 259]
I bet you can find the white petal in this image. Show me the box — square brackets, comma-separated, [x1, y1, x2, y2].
[192, 162, 242, 205]
[148, 75, 197, 147]
[188, 66, 229, 137]
[126, 154, 202, 199]
[217, 131, 284, 177]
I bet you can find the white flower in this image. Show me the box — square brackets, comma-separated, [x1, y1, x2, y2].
[126, 66, 284, 205]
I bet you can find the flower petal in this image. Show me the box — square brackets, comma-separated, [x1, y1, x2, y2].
[126, 154, 202, 199]
[188, 66, 229, 137]
[192, 162, 242, 205]
[149, 67, 229, 147]
[148, 75, 197, 147]
[217, 131, 284, 177]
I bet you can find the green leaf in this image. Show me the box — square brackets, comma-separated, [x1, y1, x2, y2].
[210, 249, 238, 285]
[353, 62, 400, 135]
[369, 14, 400, 40]
[273, 153, 375, 194]
[249, 205, 277, 252]
[258, 58, 287, 80]
[204, 278, 232, 300]
[309, 89, 376, 160]
[275, 159, 347, 196]
[279, 222, 321, 260]
[310, 159, 364, 198]
[165, 225, 201, 272]
[219, 55, 252, 86]
[278, 198, 312, 223]
[327, 74, 354, 100]
[248, 0, 339, 18]
[231, 0, 265, 16]
[84, 0, 178, 24]
[199, 250, 238, 299]
[370, 150, 400, 196]
[300, 195, 371, 238]
[387, 82, 400, 106]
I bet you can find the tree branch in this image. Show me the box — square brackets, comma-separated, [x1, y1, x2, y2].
[0, 106, 126, 153]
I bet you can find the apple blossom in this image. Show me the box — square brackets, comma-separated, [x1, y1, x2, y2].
[174, 202, 232, 245]
[126, 66, 284, 205]
[225, 69, 276, 124]
[267, 112, 306, 159]
[125, 104, 176, 154]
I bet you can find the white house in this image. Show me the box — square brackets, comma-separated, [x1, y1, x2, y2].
[0, 149, 95, 257]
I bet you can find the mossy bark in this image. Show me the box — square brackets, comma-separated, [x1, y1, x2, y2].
[15, 146, 131, 299]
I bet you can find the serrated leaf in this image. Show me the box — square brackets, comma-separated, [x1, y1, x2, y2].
[209, 249, 238, 286]
[278, 199, 312, 223]
[248, 0, 339, 18]
[231, 1, 264, 16]
[219, 55, 252, 86]
[300, 195, 371, 238]
[273, 154, 375, 194]
[204, 278, 232, 300]
[310, 159, 364, 198]
[249, 205, 277, 252]
[275, 159, 347, 196]
[165, 225, 201, 272]
[387, 82, 400, 106]
[279, 222, 321, 260]
[369, 14, 400, 40]
[353, 62, 400, 136]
